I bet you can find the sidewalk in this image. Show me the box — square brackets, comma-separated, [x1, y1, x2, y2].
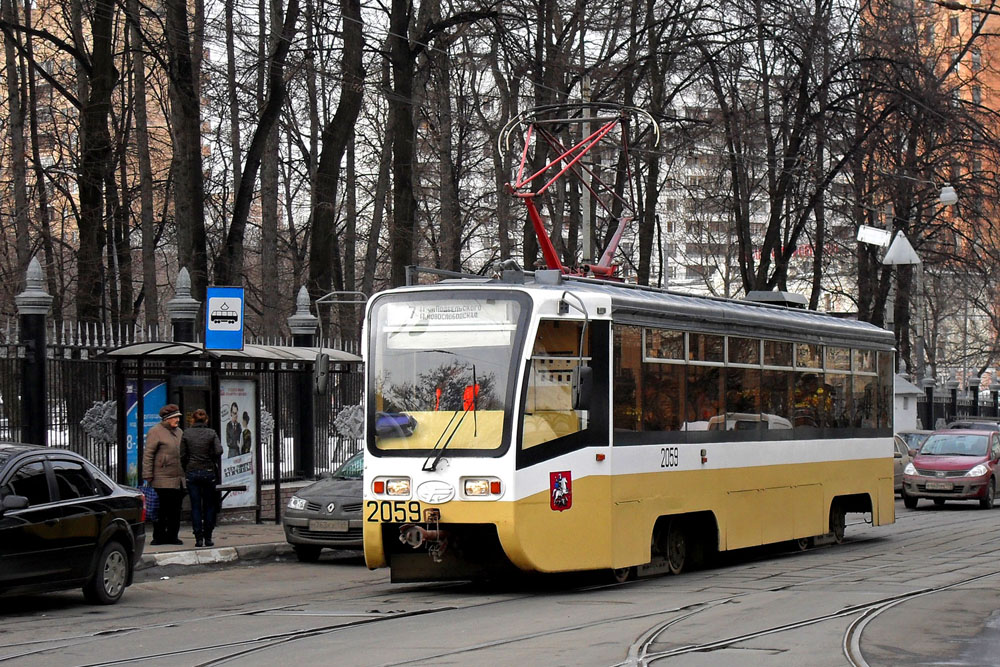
[138, 521, 293, 570]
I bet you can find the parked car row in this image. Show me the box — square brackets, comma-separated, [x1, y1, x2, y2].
[0, 442, 146, 604]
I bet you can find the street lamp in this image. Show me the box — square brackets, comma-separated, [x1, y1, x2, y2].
[857, 180, 957, 381]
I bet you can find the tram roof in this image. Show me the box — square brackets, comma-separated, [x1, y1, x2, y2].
[426, 272, 895, 350]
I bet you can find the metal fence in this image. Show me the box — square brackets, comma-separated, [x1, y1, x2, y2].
[0, 321, 363, 485]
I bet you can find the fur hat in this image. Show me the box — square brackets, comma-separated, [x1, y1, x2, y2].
[159, 404, 182, 420]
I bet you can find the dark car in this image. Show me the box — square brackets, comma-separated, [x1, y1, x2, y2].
[0, 443, 146, 604]
[283, 451, 363, 561]
[901, 430, 1000, 510]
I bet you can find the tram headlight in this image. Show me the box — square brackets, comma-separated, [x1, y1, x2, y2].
[965, 464, 988, 478]
[463, 478, 502, 497]
[903, 463, 916, 476]
[385, 478, 411, 496]
[464, 479, 490, 496]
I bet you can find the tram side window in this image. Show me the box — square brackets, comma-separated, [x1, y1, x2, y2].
[824, 373, 852, 428]
[877, 352, 893, 429]
[687, 365, 722, 426]
[761, 369, 793, 425]
[522, 320, 590, 449]
[853, 374, 878, 428]
[643, 362, 684, 432]
[726, 366, 761, 415]
[613, 325, 642, 431]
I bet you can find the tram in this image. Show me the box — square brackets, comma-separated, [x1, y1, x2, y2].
[361, 269, 896, 582]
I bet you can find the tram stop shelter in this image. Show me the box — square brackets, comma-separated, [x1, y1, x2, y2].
[102, 341, 363, 522]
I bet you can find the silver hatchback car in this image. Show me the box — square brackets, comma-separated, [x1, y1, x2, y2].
[283, 451, 363, 561]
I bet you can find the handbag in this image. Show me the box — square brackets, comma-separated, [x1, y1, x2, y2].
[140, 482, 159, 523]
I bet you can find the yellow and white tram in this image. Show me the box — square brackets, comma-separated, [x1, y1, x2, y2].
[362, 270, 895, 582]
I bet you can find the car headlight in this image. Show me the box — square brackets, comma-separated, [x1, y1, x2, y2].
[966, 464, 989, 477]
[287, 495, 308, 510]
[904, 462, 916, 475]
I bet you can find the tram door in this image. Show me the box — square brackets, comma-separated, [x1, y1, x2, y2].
[516, 318, 613, 571]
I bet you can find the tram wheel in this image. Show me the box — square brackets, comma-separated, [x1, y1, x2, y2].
[829, 505, 846, 545]
[607, 566, 635, 583]
[795, 536, 812, 551]
[665, 521, 687, 575]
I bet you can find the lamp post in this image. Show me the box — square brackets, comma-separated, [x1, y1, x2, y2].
[858, 179, 957, 382]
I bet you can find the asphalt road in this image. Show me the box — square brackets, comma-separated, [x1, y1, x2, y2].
[2, 497, 1000, 666]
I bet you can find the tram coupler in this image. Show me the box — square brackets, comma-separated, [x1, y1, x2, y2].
[398, 508, 450, 562]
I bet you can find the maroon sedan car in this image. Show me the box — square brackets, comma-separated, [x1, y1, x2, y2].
[902, 430, 1000, 509]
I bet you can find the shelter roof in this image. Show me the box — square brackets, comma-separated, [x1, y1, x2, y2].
[101, 341, 360, 363]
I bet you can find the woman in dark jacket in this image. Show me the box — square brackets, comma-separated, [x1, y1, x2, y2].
[180, 409, 223, 547]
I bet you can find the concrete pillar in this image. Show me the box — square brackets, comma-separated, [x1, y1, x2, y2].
[166, 267, 201, 343]
[287, 286, 318, 481]
[15, 258, 53, 446]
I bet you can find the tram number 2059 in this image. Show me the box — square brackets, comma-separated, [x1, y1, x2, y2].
[365, 500, 422, 523]
[660, 447, 680, 468]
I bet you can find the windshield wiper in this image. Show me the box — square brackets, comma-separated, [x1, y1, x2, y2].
[423, 364, 478, 472]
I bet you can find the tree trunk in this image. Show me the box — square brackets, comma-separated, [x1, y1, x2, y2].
[219, 0, 300, 287]
[127, 0, 158, 332]
[76, 0, 117, 322]
[387, 0, 417, 287]
[2, 0, 30, 288]
[165, 0, 208, 300]
[309, 0, 363, 315]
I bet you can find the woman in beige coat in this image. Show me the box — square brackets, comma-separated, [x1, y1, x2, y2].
[142, 403, 185, 545]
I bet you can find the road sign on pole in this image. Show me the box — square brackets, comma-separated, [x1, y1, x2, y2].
[205, 286, 245, 350]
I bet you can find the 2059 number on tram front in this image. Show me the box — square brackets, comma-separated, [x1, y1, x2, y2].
[365, 500, 422, 523]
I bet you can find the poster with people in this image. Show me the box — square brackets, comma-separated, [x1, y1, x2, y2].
[219, 379, 258, 508]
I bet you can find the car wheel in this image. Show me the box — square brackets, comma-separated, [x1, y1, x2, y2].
[294, 545, 322, 562]
[903, 491, 918, 509]
[84, 541, 129, 605]
[980, 478, 996, 510]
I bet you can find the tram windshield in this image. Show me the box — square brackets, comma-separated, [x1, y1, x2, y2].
[368, 293, 528, 453]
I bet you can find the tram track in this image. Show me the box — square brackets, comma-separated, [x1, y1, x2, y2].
[621, 567, 1000, 666]
[5, 504, 1000, 666]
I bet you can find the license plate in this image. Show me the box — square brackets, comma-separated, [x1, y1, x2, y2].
[925, 481, 954, 491]
[309, 519, 349, 532]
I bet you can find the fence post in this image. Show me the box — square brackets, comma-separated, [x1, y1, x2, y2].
[970, 377, 980, 417]
[167, 267, 201, 343]
[921, 377, 935, 430]
[15, 258, 53, 446]
[991, 383, 1000, 418]
[288, 286, 318, 483]
[947, 379, 959, 422]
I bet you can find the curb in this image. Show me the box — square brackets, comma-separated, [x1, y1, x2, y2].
[138, 542, 294, 570]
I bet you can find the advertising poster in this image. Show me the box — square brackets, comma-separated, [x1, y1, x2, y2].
[125, 381, 167, 487]
[219, 379, 258, 508]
